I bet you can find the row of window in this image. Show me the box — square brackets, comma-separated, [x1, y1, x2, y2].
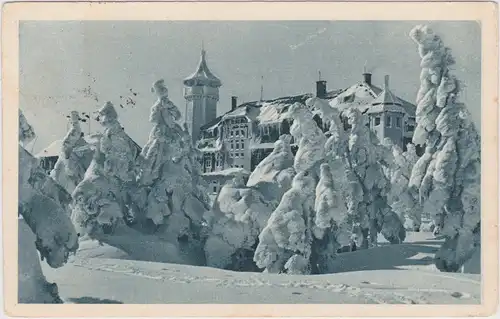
[230, 140, 246, 150]
[230, 152, 245, 158]
[230, 164, 245, 169]
[227, 118, 246, 125]
[229, 130, 247, 138]
[372, 115, 402, 128]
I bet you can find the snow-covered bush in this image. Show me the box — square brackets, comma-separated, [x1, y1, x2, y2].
[50, 111, 93, 194]
[71, 102, 138, 237]
[204, 175, 274, 270]
[204, 134, 295, 271]
[409, 25, 481, 272]
[134, 79, 208, 253]
[18, 110, 79, 303]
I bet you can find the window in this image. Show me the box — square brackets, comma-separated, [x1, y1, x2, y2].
[236, 143, 240, 150]
[385, 115, 392, 128]
[213, 186, 217, 193]
[230, 143, 234, 149]
[374, 117, 381, 126]
[235, 130, 240, 136]
[395, 117, 402, 128]
[230, 153, 234, 158]
[240, 153, 244, 157]
[235, 153, 239, 158]
[241, 130, 245, 137]
[205, 158, 212, 169]
[230, 131, 234, 137]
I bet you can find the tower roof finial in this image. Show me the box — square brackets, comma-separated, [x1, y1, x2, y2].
[183, 41, 221, 87]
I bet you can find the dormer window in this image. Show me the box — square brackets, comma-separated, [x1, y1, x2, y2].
[374, 117, 381, 126]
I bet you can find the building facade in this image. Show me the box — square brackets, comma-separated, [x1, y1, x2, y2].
[186, 67, 418, 194]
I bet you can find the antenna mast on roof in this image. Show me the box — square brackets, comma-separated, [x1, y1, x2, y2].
[318, 70, 322, 81]
[260, 75, 264, 104]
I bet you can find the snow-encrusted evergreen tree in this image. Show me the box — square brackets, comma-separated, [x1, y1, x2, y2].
[409, 25, 481, 272]
[50, 111, 93, 194]
[135, 79, 207, 252]
[246, 134, 296, 204]
[254, 103, 324, 274]
[18, 110, 79, 303]
[342, 108, 404, 248]
[311, 162, 349, 273]
[71, 102, 138, 237]
[383, 138, 422, 231]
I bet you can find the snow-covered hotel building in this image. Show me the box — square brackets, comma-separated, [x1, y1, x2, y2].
[183, 50, 418, 193]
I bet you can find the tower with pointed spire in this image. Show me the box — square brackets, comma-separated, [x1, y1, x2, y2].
[183, 47, 222, 142]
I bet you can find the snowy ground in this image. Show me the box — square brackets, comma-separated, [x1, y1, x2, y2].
[41, 231, 481, 304]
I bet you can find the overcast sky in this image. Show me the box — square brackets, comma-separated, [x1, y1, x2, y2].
[19, 21, 481, 154]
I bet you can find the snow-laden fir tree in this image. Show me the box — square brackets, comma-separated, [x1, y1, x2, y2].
[342, 108, 405, 248]
[204, 174, 275, 270]
[246, 134, 296, 205]
[383, 138, 423, 231]
[409, 25, 481, 272]
[50, 111, 93, 194]
[71, 102, 139, 237]
[311, 162, 350, 273]
[254, 103, 325, 274]
[18, 110, 79, 303]
[134, 79, 207, 253]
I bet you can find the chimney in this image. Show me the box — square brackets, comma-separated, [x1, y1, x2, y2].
[316, 81, 327, 99]
[384, 75, 390, 90]
[362, 72, 372, 86]
[231, 96, 238, 111]
[316, 71, 327, 98]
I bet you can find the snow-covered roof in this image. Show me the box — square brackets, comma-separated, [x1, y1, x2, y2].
[35, 135, 94, 158]
[36, 133, 141, 158]
[203, 167, 250, 177]
[328, 82, 380, 112]
[197, 74, 416, 139]
[221, 104, 261, 122]
[183, 50, 222, 88]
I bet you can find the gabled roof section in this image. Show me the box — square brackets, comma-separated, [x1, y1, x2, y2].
[183, 50, 222, 88]
[200, 115, 223, 131]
